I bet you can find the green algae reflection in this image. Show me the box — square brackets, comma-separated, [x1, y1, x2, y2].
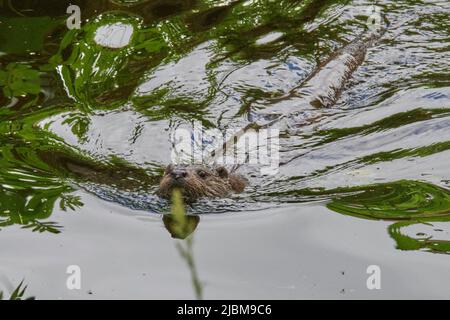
[48, 11, 168, 109]
[326, 180, 450, 254]
[327, 180, 450, 221]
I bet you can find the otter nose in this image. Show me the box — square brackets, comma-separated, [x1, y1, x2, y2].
[171, 169, 187, 180]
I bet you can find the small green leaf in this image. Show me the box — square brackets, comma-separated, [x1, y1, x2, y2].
[9, 280, 25, 300]
[4, 280, 35, 300]
[60, 195, 84, 211]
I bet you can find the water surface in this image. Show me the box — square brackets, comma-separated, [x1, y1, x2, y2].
[0, 0, 449, 299]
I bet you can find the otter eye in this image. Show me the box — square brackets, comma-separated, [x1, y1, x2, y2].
[197, 170, 208, 178]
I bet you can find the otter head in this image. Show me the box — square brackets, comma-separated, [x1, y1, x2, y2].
[157, 164, 246, 203]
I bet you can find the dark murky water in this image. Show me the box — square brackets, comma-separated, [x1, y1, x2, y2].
[0, 0, 449, 299]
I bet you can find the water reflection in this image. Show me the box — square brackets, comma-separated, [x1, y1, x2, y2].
[389, 221, 450, 255]
[326, 180, 450, 255]
[262, 179, 450, 254]
[0, 0, 449, 258]
[163, 214, 199, 240]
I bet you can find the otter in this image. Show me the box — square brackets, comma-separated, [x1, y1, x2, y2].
[156, 28, 385, 202]
[37, 28, 385, 204]
[157, 164, 247, 203]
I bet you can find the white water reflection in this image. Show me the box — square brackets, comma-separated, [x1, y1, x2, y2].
[94, 23, 134, 48]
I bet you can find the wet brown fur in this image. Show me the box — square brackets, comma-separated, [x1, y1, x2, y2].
[157, 164, 247, 202]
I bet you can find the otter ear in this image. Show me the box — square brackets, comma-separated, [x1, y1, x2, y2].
[216, 166, 228, 178]
[165, 164, 174, 174]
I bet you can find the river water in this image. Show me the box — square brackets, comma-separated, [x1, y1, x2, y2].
[0, 0, 449, 299]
